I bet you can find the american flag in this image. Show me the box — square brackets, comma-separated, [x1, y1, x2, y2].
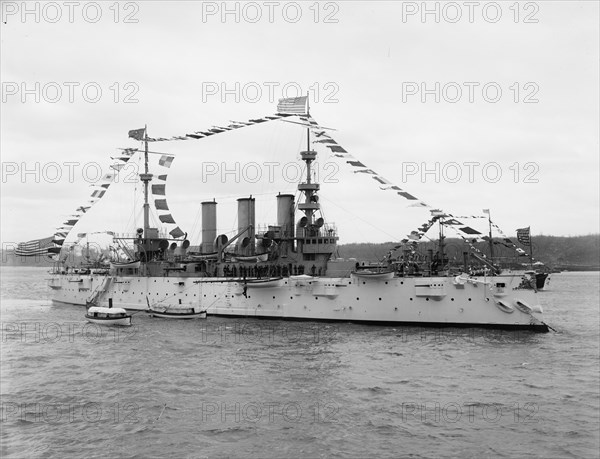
[15, 236, 55, 257]
[276, 96, 308, 115]
[517, 227, 531, 245]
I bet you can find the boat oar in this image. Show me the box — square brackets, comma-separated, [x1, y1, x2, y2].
[153, 403, 167, 423]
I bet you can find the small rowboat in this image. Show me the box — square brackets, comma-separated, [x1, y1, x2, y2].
[85, 306, 132, 326]
[351, 270, 395, 281]
[231, 253, 269, 263]
[110, 260, 141, 269]
[244, 277, 284, 288]
[187, 253, 218, 261]
[148, 306, 207, 319]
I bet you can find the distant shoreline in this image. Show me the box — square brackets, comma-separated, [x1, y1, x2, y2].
[2, 234, 598, 270]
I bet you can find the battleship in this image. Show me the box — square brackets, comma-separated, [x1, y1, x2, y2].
[30, 97, 548, 331]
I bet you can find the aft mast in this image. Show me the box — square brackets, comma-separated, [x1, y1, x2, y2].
[485, 209, 495, 270]
[142, 124, 151, 234]
[137, 125, 160, 263]
[294, 94, 337, 276]
[297, 94, 320, 230]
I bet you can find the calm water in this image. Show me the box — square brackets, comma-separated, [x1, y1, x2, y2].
[1, 267, 599, 458]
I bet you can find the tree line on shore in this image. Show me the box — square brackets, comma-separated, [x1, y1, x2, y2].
[2, 234, 599, 270]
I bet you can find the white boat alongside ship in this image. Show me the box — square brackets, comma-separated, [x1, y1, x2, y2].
[147, 306, 207, 320]
[36, 97, 549, 332]
[85, 306, 132, 326]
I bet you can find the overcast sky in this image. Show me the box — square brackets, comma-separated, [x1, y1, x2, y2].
[1, 1, 599, 246]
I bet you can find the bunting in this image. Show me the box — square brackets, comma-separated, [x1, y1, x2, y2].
[398, 214, 441, 244]
[149, 154, 185, 239]
[159, 155, 174, 168]
[144, 113, 294, 143]
[169, 227, 185, 238]
[445, 218, 537, 262]
[17, 147, 138, 259]
[445, 222, 532, 266]
[16, 109, 320, 259]
[151, 184, 166, 195]
[113, 108, 529, 263]
[91, 190, 106, 199]
[445, 225, 492, 262]
[304, 115, 431, 209]
[159, 214, 176, 224]
[490, 222, 525, 253]
[459, 226, 482, 235]
[155, 199, 169, 211]
[132, 109, 477, 223]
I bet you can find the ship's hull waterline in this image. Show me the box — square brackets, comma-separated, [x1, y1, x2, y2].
[49, 273, 548, 332]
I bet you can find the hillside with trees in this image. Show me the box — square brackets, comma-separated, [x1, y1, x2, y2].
[334, 235, 600, 270]
[2, 235, 598, 270]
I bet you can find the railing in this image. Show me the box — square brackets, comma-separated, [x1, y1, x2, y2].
[296, 223, 338, 239]
[112, 230, 171, 240]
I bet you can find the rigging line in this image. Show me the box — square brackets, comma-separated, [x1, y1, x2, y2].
[189, 206, 203, 245]
[255, 118, 290, 221]
[317, 194, 404, 242]
[117, 148, 174, 156]
[198, 190, 295, 202]
[199, 286, 236, 311]
[150, 281, 200, 306]
[124, 183, 139, 232]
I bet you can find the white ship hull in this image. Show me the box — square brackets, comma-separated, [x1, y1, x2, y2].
[49, 272, 548, 331]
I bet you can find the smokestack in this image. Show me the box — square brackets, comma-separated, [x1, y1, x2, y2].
[201, 200, 217, 253]
[277, 194, 295, 239]
[237, 197, 255, 255]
